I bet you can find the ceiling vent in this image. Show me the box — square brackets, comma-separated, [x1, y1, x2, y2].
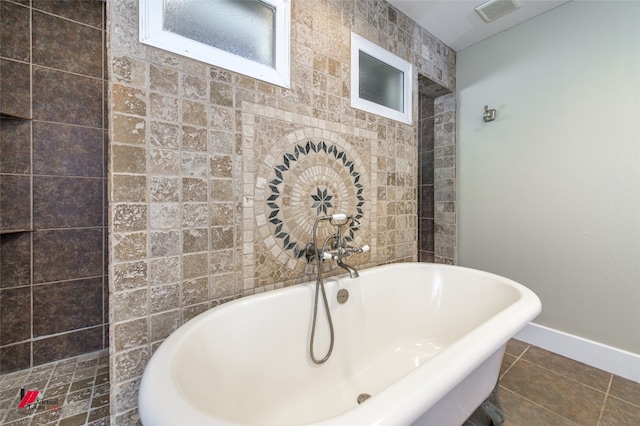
[475, 0, 521, 23]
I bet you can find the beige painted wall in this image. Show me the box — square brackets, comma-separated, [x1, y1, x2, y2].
[457, 1, 640, 354]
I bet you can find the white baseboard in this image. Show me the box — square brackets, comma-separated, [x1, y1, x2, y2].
[515, 323, 640, 383]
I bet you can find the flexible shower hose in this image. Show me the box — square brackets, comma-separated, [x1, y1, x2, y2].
[309, 219, 336, 364]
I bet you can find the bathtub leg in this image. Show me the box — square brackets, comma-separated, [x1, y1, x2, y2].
[480, 382, 505, 425]
[480, 400, 504, 426]
[480, 382, 504, 426]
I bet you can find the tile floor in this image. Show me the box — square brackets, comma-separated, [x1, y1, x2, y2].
[0, 340, 638, 426]
[465, 339, 640, 426]
[0, 349, 109, 426]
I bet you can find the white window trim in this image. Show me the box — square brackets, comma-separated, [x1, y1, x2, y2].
[139, 0, 290, 88]
[350, 33, 413, 125]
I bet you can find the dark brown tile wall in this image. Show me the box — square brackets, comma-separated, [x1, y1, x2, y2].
[0, 233, 30, 288]
[32, 10, 103, 77]
[32, 0, 104, 28]
[33, 177, 104, 228]
[33, 278, 104, 336]
[32, 229, 104, 284]
[418, 91, 435, 262]
[0, 174, 31, 230]
[0, 286, 31, 344]
[32, 66, 103, 127]
[33, 122, 104, 177]
[0, 0, 30, 62]
[0, 341, 30, 373]
[0, 60, 31, 119]
[0, 0, 108, 374]
[33, 327, 104, 366]
[0, 0, 31, 118]
[0, 119, 31, 173]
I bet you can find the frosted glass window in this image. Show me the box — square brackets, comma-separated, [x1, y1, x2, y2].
[359, 51, 404, 112]
[139, 0, 290, 88]
[351, 33, 412, 124]
[163, 0, 275, 67]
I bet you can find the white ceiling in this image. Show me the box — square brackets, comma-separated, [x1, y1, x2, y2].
[387, 0, 571, 51]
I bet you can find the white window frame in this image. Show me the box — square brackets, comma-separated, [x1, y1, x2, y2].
[139, 0, 290, 88]
[351, 33, 413, 124]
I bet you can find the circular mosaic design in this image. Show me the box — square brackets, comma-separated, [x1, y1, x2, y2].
[264, 140, 365, 261]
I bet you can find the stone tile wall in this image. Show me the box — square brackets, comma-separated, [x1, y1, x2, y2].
[434, 94, 456, 263]
[107, 0, 456, 422]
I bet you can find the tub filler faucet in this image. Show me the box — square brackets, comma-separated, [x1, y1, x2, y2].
[306, 213, 369, 364]
[307, 214, 369, 278]
[322, 245, 368, 278]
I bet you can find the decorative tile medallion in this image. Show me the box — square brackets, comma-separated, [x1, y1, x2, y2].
[257, 138, 366, 268]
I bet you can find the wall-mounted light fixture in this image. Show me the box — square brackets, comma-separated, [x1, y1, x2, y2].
[483, 105, 496, 122]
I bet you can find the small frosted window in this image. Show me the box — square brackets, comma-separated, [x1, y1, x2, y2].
[359, 51, 404, 112]
[163, 0, 275, 67]
[140, 0, 290, 88]
[351, 33, 412, 124]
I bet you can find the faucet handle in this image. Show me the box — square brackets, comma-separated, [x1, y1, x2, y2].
[322, 251, 336, 260]
[341, 244, 369, 254]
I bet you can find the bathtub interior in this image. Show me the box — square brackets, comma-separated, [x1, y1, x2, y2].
[166, 264, 525, 425]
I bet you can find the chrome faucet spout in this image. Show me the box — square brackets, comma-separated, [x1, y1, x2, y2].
[336, 258, 359, 278]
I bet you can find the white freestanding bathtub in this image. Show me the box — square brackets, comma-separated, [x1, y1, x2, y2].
[139, 262, 541, 426]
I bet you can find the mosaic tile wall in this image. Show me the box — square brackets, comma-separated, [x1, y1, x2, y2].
[107, 0, 456, 422]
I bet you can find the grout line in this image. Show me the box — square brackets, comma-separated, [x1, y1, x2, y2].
[605, 393, 640, 410]
[510, 355, 610, 395]
[29, 6, 103, 31]
[0, 350, 109, 426]
[596, 374, 614, 425]
[507, 342, 615, 395]
[499, 342, 530, 380]
[499, 342, 614, 424]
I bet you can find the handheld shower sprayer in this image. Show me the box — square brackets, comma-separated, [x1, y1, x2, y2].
[307, 213, 368, 364]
